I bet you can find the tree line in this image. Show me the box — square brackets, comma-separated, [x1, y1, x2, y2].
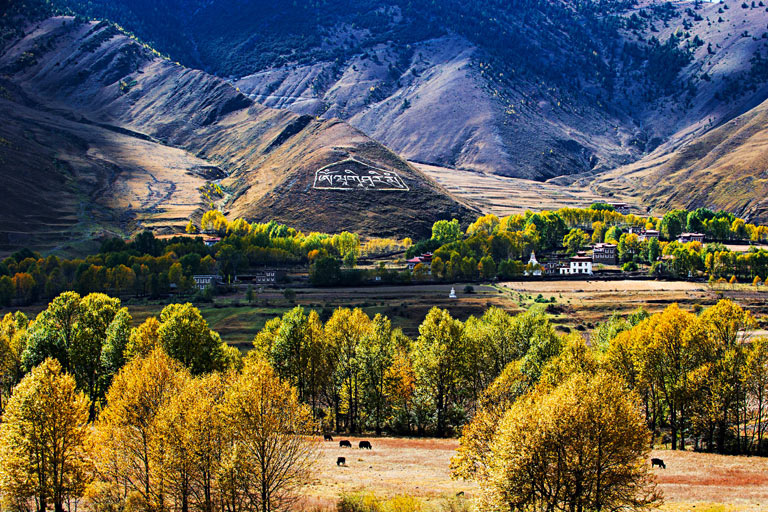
[0, 292, 315, 512]
[403, 206, 768, 283]
[0, 216, 363, 306]
[5, 205, 768, 305]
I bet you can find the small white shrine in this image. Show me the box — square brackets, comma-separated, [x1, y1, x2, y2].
[449, 287, 457, 299]
[525, 251, 542, 276]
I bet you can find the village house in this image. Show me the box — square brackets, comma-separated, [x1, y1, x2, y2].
[204, 236, 221, 247]
[678, 232, 705, 244]
[407, 252, 433, 271]
[610, 202, 631, 215]
[193, 274, 221, 290]
[560, 252, 593, 275]
[638, 229, 659, 242]
[592, 243, 617, 265]
[243, 269, 282, 285]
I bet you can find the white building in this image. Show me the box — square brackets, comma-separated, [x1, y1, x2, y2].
[193, 274, 220, 290]
[559, 253, 593, 275]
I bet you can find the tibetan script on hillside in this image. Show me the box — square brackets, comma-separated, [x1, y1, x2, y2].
[313, 159, 409, 191]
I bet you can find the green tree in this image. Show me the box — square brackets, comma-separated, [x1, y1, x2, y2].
[431, 219, 462, 244]
[660, 209, 688, 240]
[411, 308, 465, 436]
[157, 303, 231, 375]
[0, 275, 13, 307]
[645, 236, 661, 263]
[359, 314, 397, 435]
[563, 228, 590, 255]
[604, 225, 623, 243]
[21, 292, 122, 417]
[310, 256, 341, 286]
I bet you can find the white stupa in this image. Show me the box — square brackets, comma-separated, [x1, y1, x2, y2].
[449, 287, 457, 299]
[525, 251, 543, 276]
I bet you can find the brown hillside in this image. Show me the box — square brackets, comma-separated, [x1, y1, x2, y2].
[0, 17, 474, 253]
[593, 97, 768, 221]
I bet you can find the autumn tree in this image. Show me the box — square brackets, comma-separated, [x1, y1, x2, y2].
[88, 348, 189, 512]
[0, 312, 29, 411]
[126, 317, 162, 360]
[156, 374, 226, 512]
[696, 300, 755, 452]
[744, 338, 768, 453]
[632, 304, 705, 449]
[0, 359, 90, 512]
[222, 356, 317, 512]
[325, 308, 371, 432]
[469, 373, 660, 512]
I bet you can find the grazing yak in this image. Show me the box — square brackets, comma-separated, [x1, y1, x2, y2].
[359, 440, 372, 450]
[323, 434, 333, 441]
[336, 456, 346, 466]
[651, 458, 666, 469]
[339, 440, 352, 448]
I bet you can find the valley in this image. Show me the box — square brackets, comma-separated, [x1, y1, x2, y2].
[2, 3, 768, 512]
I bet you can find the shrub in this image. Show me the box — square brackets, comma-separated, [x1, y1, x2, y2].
[337, 493, 381, 512]
[622, 261, 638, 272]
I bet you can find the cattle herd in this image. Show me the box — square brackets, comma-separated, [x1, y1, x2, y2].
[324, 434, 372, 466]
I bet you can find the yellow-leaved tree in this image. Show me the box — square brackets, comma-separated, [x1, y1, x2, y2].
[222, 356, 318, 512]
[156, 373, 226, 512]
[87, 348, 189, 512]
[0, 358, 90, 512]
[471, 372, 661, 512]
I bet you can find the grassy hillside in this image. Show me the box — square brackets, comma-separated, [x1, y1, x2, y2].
[0, 15, 474, 254]
[593, 95, 768, 221]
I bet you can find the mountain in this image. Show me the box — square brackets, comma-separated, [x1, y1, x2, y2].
[0, 14, 475, 253]
[592, 95, 768, 221]
[42, 0, 768, 182]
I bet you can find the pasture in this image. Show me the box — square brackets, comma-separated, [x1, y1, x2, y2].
[303, 436, 768, 511]
[11, 278, 766, 349]
[414, 162, 640, 217]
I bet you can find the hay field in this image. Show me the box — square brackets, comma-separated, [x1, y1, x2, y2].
[302, 436, 768, 511]
[414, 162, 641, 216]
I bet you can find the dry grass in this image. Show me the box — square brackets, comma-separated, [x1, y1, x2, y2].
[415, 162, 622, 217]
[303, 436, 475, 509]
[300, 437, 768, 511]
[650, 450, 768, 511]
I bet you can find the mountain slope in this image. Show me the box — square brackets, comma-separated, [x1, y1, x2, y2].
[592, 95, 768, 221]
[45, 0, 768, 181]
[0, 16, 474, 252]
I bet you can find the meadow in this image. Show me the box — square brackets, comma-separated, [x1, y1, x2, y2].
[9, 278, 765, 349]
[303, 436, 768, 512]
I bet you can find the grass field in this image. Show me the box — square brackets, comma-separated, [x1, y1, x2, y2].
[10, 278, 767, 349]
[302, 436, 768, 511]
[414, 162, 641, 217]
